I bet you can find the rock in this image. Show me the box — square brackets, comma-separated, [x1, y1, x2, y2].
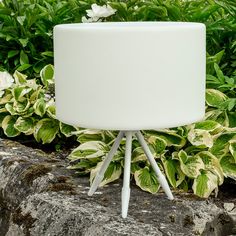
[224, 203, 235, 212]
[0, 138, 236, 236]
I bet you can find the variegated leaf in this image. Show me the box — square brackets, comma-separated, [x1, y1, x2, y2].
[0, 93, 12, 105]
[46, 100, 56, 119]
[12, 86, 32, 101]
[68, 141, 107, 161]
[220, 155, 236, 180]
[145, 130, 186, 148]
[2, 115, 21, 137]
[59, 122, 77, 137]
[192, 170, 218, 198]
[178, 150, 205, 178]
[147, 136, 167, 154]
[229, 140, 236, 163]
[77, 129, 104, 143]
[132, 146, 147, 163]
[14, 117, 35, 135]
[34, 118, 59, 144]
[33, 98, 46, 117]
[13, 99, 30, 113]
[5, 103, 18, 115]
[40, 64, 54, 87]
[90, 161, 122, 187]
[162, 158, 185, 188]
[134, 166, 160, 194]
[195, 151, 224, 185]
[194, 120, 222, 134]
[206, 89, 228, 108]
[188, 128, 213, 148]
[210, 132, 236, 159]
[13, 70, 27, 84]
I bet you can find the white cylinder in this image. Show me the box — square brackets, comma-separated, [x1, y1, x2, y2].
[54, 22, 206, 130]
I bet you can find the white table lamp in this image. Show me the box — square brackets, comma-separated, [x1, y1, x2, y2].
[54, 22, 206, 218]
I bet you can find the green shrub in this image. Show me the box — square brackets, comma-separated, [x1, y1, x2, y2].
[0, 0, 235, 76]
[0, 0, 81, 75]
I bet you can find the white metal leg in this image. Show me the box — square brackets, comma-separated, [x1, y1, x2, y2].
[136, 131, 174, 200]
[121, 131, 132, 218]
[88, 131, 124, 196]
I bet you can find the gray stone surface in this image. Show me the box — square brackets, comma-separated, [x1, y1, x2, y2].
[0, 139, 235, 236]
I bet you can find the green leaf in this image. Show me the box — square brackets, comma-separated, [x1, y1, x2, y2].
[146, 130, 186, 148]
[20, 50, 29, 65]
[34, 118, 59, 144]
[229, 140, 236, 163]
[12, 86, 32, 101]
[19, 38, 29, 47]
[68, 141, 107, 161]
[206, 50, 224, 74]
[13, 99, 30, 113]
[194, 120, 221, 132]
[210, 132, 236, 159]
[41, 51, 53, 57]
[0, 113, 8, 127]
[40, 64, 54, 87]
[162, 158, 185, 188]
[178, 150, 205, 178]
[220, 155, 236, 180]
[7, 50, 19, 59]
[77, 129, 104, 143]
[195, 151, 224, 185]
[33, 98, 46, 117]
[59, 122, 77, 137]
[188, 128, 213, 148]
[0, 93, 12, 105]
[5, 103, 18, 115]
[192, 170, 218, 198]
[206, 89, 228, 108]
[214, 63, 225, 83]
[46, 101, 56, 119]
[2, 115, 21, 137]
[17, 64, 31, 72]
[134, 166, 160, 194]
[90, 161, 122, 187]
[148, 136, 167, 154]
[132, 146, 147, 162]
[13, 70, 27, 84]
[17, 16, 26, 26]
[14, 117, 35, 135]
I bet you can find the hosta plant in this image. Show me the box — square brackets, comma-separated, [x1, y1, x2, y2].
[0, 65, 77, 143]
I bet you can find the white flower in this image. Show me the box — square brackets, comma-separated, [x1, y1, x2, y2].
[0, 71, 14, 91]
[82, 4, 116, 23]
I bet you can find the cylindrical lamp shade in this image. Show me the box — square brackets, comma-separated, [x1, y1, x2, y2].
[54, 22, 206, 130]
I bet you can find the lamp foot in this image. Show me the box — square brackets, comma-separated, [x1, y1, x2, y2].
[88, 130, 174, 218]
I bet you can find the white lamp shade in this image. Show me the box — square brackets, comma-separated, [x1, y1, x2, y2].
[54, 22, 206, 130]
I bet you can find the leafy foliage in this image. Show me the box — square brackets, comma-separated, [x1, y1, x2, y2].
[0, 0, 235, 77]
[0, 0, 80, 76]
[0, 66, 77, 143]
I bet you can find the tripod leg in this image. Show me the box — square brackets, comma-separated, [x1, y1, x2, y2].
[88, 131, 124, 196]
[122, 131, 132, 218]
[135, 131, 174, 200]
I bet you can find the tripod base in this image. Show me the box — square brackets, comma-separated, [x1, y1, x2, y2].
[88, 131, 174, 218]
